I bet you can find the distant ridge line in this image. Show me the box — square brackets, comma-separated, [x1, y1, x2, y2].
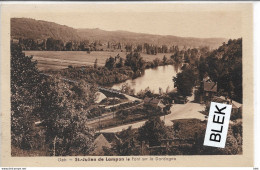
[11, 17, 228, 49]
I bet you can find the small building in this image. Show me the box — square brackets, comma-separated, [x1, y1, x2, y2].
[144, 97, 164, 108]
[203, 81, 217, 99]
[194, 76, 217, 103]
[91, 133, 120, 156]
[94, 92, 107, 103]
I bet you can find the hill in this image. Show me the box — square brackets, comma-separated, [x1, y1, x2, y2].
[77, 28, 226, 49]
[11, 18, 80, 41]
[11, 18, 227, 49]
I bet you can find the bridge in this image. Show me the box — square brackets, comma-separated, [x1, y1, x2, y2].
[40, 73, 143, 122]
[40, 73, 140, 100]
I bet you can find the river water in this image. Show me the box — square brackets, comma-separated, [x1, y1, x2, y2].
[112, 65, 180, 94]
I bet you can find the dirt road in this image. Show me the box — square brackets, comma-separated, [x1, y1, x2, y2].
[100, 92, 206, 133]
[100, 102, 206, 133]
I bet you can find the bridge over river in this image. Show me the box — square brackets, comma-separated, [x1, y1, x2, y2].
[40, 73, 141, 101]
[40, 73, 143, 123]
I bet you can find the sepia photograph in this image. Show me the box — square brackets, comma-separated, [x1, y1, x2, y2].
[0, 2, 254, 167]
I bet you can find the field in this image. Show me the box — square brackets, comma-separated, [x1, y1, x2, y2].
[24, 51, 174, 70]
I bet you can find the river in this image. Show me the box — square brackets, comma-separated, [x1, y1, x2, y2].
[112, 65, 180, 94]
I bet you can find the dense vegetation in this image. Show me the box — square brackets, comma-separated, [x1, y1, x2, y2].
[11, 44, 97, 156]
[50, 65, 134, 86]
[48, 52, 163, 86]
[173, 38, 242, 103]
[137, 116, 170, 147]
[103, 118, 242, 156]
[11, 44, 44, 151]
[11, 18, 80, 41]
[45, 45, 209, 87]
[170, 119, 242, 155]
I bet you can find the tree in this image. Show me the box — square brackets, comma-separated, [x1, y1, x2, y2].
[137, 116, 167, 146]
[54, 40, 64, 51]
[162, 45, 168, 53]
[65, 41, 73, 51]
[125, 44, 132, 52]
[125, 52, 145, 77]
[136, 87, 155, 99]
[153, 58, 160, 67]
[204, 38, 242, 102]
[11, 44, 98, 155]
[136, 44, 142, 52]
[111, 126, 140, 155]
[11, 44, 43, 150]
[120, 83, 135, 95]
[171, 51, 182, 64]
[197, 57, 207, 81]
[221, 38, 242, 102]
[94, 58, 98, 69]
[37, 78, 97, 156]
[173, 66, 196, 97]
[195, 127, 240, 155]
[163, 55, 167, 64]
[46, 38, 56, 50]
[105, 56, 115, 70]
[116, 57, 124, 68]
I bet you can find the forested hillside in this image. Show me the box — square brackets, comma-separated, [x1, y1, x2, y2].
[78, 28, 226, 49]
[11, 18, 81, 41]
[11, 18, 226, 49]
[173, 38, 242, 103]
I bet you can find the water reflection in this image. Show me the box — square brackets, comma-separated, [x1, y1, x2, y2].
[173, 62, 182, 73]
[112, 65, 179, 94]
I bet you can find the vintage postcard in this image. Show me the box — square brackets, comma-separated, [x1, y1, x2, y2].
[0, 2, 254, 167]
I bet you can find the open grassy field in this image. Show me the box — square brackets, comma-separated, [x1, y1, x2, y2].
[24, 51, 174, 71]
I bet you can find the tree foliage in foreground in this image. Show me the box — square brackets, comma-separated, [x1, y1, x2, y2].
[11, 44, 97, 156]
[113, 126, 140, 156]
[37, 78, 98, 156]
[208, 39, 242, 102]
[137, 116, 168, 147]
[11, 44, 44, 150]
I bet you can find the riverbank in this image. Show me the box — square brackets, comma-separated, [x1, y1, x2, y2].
[25, 51, 175, 71]
[45, 65, 135, 86]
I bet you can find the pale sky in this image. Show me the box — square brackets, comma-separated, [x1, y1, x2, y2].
[11, 5, 242, 39]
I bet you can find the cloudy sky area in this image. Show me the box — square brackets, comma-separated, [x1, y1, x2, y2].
[13, 10, 241, 39]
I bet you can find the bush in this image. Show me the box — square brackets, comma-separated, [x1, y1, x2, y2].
[138, 116, 168, 147]
[11, 44, 43, 150]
